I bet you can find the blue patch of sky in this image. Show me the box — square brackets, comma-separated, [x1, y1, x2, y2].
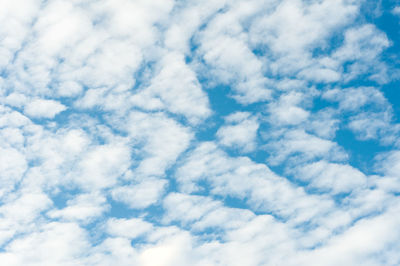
[311, 90, 397, 174]
[213, 194, 271, 217]
[109, 197, 167, 225]
[107, 198, 142, 219]
[364, 1, 400, 121]
[335, 129, 392, 175]
[131, 60, 157, 91]
[195, 85, 241, 142]
[49, 187, 82, 209]
[328, 3, 400, 172]
[130, 235, 152, 248]
[312, 92, 394, 174]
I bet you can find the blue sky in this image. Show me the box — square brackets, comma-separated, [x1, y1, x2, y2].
[1, 0, 400, 265]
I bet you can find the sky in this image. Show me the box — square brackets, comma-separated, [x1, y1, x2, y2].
[1, 0, 400, 265]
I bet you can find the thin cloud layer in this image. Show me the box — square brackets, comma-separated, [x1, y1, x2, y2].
[1, 0, 400, 265]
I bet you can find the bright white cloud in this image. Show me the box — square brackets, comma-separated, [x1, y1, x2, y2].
[267, 91, 311, 125]
[265, 129, 347, 165]
[131, 52, 211, 124]
[0, 147, 27, 197]
[106, 218, 153, 239]
[0, 0, 399, 265]
[47, 192, 108, 224]
[24, 99, 66, 119]
[293, 160, 367, 194]
[75, 143, 131, 190]
[111, 179, 167, 209]
[216, 112, 259, 152]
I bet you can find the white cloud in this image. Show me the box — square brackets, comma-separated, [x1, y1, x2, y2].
[194, 3, 274, 104]
[267, 91, 311, 126]
[106, 217, 153, 239]
[334, 24, 389, 62]
[393, 6, 400, 16]
[119, 111, 193, 178]
[0, 191, 52, 246]
[265, 129, 347, 165]
[333, 24, 390, 82]
[175, 142, 337, 226]
[323, 86, 387, 111]
[250, 0, 359, 52]
[348, 111, 393, 141]
[293, 160, 367, 194]
[0, 0, 40, 70]
[306, 108, 339, 139]
[0, 222, 90, 266]
[48, 192, 108, 224]
[131, 52, 211, 124]
[24, 98, 66, 119]
[163, 192, 254, 231]
[321, 86, 398, 143]
[0, 0, 398, 265]
[249, 0, 359, 78]
[164, 0, 228, 54]
[74, 143, 131, 190]
[375, 151, 400, 178]
[293, 205, 400, 266]
[111, 179, 167, 209]
[216, 112, 259, 152]
[0, 191, 52, 225]
[0, 127, 25, 148]
[0, 147, 27, 198]
[298, 66, 341, 83]
[138, 230, 192, 266]
[198, 33, 271, 103]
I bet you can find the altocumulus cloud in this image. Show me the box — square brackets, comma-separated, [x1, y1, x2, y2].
[1, 0, 400, 265]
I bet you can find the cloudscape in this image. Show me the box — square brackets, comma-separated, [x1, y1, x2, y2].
[1, 0, 400, 265]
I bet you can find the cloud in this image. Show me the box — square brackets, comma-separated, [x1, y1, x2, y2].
[198, 34, 271, 103]
[75, 143, 131, 190]
[106, 217, 153, 239]
[393, 6, 400, 16]
[130, 52, 211, 124]
[47, 192, 108, 224]
[163, 192, 255, 231]
[216, 112, 259, 152]
[118, 111, 193, 178]
[175, 142, 337, 227]
[0, 0, 399, 265]
[264, 129, 347, 165]
[267, 91, 311, 125]
[322, 86, 387, 111]
[0, 222, 90, 266]
[375, 151, 400, 178]
[111, 179, 168, 209]
[293, 160, 367, 194]
[24, 99, 66, 119]
[0, 147, 27, 197]
[333, 24, 390, 83]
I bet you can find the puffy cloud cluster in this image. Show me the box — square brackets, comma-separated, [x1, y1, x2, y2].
[1, 0, 400, 265]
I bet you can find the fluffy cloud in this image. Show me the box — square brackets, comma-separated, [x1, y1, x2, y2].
[24, 99, 66, 118]
[216, 112, 259, 152]
[111, 179, 168, 209]
[0, 147, 27, 197]
[131, 52, 211, 124]
[0, 0, 399, 265]
[293, 160, 367, 194]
